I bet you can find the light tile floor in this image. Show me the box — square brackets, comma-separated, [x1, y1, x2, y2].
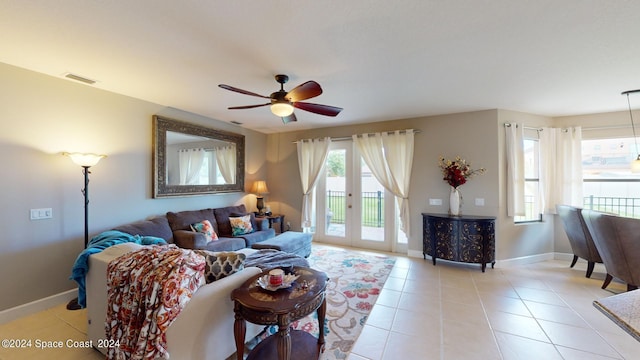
[0, 253, 638, 359]
[349, 256, 639, 360]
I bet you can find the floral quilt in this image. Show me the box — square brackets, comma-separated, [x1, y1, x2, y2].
[106, 244, 205, 359]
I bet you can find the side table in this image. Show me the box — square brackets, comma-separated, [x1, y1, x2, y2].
[256, 214, 286, 234]
[231, 266, 328, 360]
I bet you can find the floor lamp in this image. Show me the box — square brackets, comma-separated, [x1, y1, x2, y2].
[63, 152, 106, 309]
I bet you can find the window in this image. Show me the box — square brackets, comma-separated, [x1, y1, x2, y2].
[515, 138, 542, 222]
[582, 137, 640, 218]
[196, 151, 227, 185]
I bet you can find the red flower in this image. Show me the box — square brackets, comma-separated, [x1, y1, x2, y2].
[438, 156, 485, 188]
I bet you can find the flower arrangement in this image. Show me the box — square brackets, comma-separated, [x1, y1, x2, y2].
[438, 156, 486, 188]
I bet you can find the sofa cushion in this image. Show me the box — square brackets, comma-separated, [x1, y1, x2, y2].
[190, 220, 218, 242]
[167, 209, 218, 234]
[229, 214, 253, 236]
[193, 250, 246, 283]
[214, 205, 254, 236]
[202, 237, 246, 252]
[112, 216, 173, 242]
[238, 228, 276, 247]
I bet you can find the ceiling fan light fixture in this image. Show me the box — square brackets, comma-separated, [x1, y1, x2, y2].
[271, 102, 294, 117]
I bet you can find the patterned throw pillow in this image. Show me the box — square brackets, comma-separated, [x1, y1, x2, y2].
[229, 214, 253, 236]
[190, 220, 218, 242]
[193, 250, 246, 283]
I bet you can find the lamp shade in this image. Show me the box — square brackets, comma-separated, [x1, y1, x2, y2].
[63, 152, 106, 167]
[250, 180, 269, 195]
[270, 102, 294, 117]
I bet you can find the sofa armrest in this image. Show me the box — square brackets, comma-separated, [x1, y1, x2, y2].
[166, 266, 264, 360]
[173, 230, 208, 249]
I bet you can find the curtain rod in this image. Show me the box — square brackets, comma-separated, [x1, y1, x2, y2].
[582, 125, 632, 131]
[293, 129, 420, 143]
[503, 123, 543, 131]
[505, 123, 632, 131]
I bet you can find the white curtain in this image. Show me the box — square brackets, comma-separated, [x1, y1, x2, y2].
[178, 148, 206, 185]
[353, 130, 414, 237]
[539, 127, 583, 213]
[297, 137, 331, 229]
[505, 124, 525, 217]
[215, 145, 236, 184]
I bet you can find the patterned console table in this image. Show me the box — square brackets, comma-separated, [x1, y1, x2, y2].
[422, 213, 496, 272]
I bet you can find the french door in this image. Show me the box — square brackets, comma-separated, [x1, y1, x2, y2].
[314, 141, 407, 253]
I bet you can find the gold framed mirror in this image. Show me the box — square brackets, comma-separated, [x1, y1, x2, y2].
[153, 115, 245, 197]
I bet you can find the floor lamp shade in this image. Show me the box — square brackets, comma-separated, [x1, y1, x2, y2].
[63, 152, 106, 167]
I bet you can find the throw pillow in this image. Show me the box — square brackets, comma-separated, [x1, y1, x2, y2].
[190, 220, 218, 242]
[193, 250, 246, 283]
[229, 214, 253, 236]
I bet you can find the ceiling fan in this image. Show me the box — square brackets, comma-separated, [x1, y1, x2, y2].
[218, 74, 343, 124]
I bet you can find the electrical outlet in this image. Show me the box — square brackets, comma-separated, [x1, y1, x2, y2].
[429, 198, 442, 206]
[30, 208, 53, 220]
[475, 198, 485, 206]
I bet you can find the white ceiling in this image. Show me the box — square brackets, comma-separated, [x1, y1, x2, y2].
[2, 1, 640, 134]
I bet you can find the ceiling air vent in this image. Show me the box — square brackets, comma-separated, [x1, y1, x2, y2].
[63, 72, 97, 85]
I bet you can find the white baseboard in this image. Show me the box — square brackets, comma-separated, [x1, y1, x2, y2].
[0, 289, 77, 325]
[407, 249, 423, 258]
[498, 253, 555, 268]
[553, 252, 575, 262]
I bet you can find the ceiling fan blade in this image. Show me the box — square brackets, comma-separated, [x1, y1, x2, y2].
[285, 81, 323, 102]
[294, 102, 343, 117]
[228, 103, 271, 110]
[281, 112, 297, 124]
[219, 84, 270, 99]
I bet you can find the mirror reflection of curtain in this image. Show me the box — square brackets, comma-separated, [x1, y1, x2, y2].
[353, 130, 414, 237]
[215, 145, 236, 184]
[178, 148, 206, 185]
[297, 137, 331, 230]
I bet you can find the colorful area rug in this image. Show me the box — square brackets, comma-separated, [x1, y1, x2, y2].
[255, 245, 396, 359]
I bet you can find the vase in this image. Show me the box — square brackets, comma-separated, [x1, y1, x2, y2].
[449, 186, 461, 216]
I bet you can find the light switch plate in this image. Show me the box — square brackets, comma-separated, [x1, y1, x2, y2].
[30, 208, 52, 220]
[475, 198, 485, 206]
[429, 198, 442, 206]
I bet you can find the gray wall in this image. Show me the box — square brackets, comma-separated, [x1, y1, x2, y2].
[0, 62, 268, 311]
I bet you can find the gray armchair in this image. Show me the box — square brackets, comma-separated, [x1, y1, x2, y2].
[581, 209, 640, 291]
[556, 205, 603, 278]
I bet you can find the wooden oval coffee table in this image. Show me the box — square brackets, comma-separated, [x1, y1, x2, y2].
[231, 266, 328, 360]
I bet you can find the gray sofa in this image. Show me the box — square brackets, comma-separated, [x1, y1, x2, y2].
[113, 204, 276, 252]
